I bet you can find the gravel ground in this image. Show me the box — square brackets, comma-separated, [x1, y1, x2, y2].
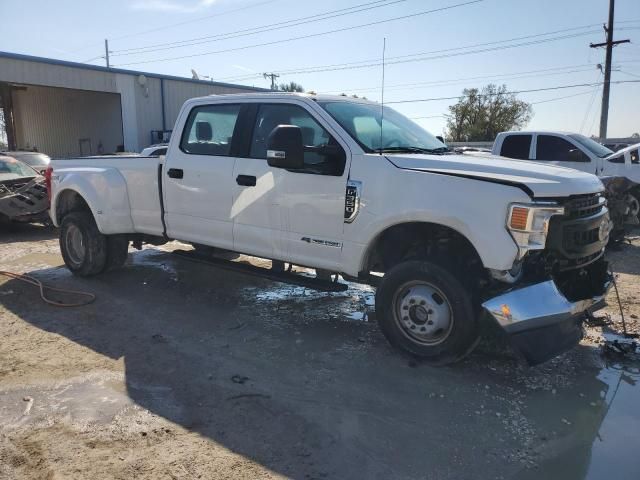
[1, 223, 639, 480]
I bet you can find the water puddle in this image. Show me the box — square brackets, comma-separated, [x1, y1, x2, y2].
[242, 273, 375, 323]
[129, 248, 179, 281]
[0, 372, 135, 430]
[516, 335, 640, 479]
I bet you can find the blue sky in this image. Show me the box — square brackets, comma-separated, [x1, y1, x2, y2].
[1, 0, 639, 138]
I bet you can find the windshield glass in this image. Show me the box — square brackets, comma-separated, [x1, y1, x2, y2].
[8, 152, 51, 166]
[0, 157, 37, 180]
[568, 134, 614, 158]
[319, 101, 447, 153]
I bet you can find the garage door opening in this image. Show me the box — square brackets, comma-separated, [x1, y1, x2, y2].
[0, 82, 124, 158]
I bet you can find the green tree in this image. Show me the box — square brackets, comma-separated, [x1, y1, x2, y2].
[631, 132, 640, 139]
[278, 81, 305, 92]
[445, 84, 533, 142]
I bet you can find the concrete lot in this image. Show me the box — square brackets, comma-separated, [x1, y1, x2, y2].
[1, 224, 639, 480]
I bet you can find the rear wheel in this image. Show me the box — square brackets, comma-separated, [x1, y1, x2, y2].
[59, 211, 107, 276]
[375, 260, 479, 364]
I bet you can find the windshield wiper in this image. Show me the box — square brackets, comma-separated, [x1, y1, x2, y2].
[376, 146, 449, 154]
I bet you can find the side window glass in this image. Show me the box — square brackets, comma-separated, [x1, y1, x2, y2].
[536, 135, 588, 162]
[250, 104, 345, 176]
[500, 135, 532, 160]
[180, 104, 241, 156]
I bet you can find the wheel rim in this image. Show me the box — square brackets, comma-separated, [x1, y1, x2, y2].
[392, 281, 454, 346]
[65, 224, 86, 265]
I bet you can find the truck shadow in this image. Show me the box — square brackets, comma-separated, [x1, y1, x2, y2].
[0, 250, 622, 479]
[0, 222, 57, 244]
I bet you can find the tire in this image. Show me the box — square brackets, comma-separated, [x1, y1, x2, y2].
[375, 260, 479, 364]
[59, 211, 107, 276]
[103, 235, 129, 272]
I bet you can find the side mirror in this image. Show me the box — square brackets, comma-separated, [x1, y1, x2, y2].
[267, 125, 304, 169]
[568, 148, 585, 162]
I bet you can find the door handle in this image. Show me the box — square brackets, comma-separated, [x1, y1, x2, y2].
[236, 174, 257, 187]
[167, 168, 183, 179]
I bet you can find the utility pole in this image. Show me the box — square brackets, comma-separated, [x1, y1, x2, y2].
[263, 72, 280, 90]
[104, 39, 111, 68]
[590, 0, 629, 139]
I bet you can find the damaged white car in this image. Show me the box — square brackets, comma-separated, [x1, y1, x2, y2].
[0, 155, 49, 224]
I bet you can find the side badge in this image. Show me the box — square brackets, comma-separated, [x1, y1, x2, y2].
[345, 180, 362, 223]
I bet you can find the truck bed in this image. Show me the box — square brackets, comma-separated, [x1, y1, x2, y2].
[51, 155, 165, 236]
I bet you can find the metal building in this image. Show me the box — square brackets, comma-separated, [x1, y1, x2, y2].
[0, 51, 265, 157]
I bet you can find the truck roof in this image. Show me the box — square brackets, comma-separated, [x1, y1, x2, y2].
[498, 130, 575, 135]
[190, 91, 378, 105]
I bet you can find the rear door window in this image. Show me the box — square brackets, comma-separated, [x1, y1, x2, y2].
[180, 104, 242, 156]
[500, 135, 532, 160]
[536, 135, 588, 162]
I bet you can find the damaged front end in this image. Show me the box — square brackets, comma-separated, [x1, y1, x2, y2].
[600, 176, 640, 242]
[0, 176, 49, 224]
[483, 192, 613, 365]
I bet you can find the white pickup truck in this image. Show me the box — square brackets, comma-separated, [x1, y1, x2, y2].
[47, 93, 613, 365]
[492, 131, 640, 219]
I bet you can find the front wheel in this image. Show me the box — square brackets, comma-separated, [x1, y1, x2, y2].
[375, 260, 479, 364]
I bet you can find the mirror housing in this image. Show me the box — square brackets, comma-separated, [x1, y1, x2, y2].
[267, 125, 304, 169]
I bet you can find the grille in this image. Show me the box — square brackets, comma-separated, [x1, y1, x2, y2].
[564, 194, 603, 219]
[567, 227, 599, 248]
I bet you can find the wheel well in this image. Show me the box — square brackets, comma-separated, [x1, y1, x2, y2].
[56, 190, 92, 223]
[364, 222, 487, 288]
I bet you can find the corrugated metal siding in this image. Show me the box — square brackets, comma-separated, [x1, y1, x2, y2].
[162, 81, 254, 131]
[0, 57, 117, 93]
[0, 54, 262, 153]
[12, 85, 123, 158]
[135, 76, 164, 148]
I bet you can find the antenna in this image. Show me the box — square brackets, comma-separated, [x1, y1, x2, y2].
[379, 37, 386, 155]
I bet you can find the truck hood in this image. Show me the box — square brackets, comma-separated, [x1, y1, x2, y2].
[386, 153, 604, 198]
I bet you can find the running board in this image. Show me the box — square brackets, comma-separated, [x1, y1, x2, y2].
[171, 250, 349, 292]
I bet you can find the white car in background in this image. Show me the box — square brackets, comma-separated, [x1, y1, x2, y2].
[492, 132, 640, 219]
[140, 144, 168, 157]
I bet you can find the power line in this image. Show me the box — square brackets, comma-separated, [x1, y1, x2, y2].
[531, 89, 600, 105]
[111, 0, 281, 42]
[384, 79, 640, 104]
[215, 25, 604, 82]
[112, 0, 409, 55]
[113, 0, 485, 66]
[409, 89, 600, 121]
[319, 64, 601, 94]
[68, 0, 280, 55]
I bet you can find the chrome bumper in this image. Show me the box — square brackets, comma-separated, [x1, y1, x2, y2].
[482, 278, 611, 365]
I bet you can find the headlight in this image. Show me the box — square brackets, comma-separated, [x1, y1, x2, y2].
[507, 203, 565, 259]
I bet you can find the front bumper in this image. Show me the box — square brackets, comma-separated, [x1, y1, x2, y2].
[482, 275, 612, 365]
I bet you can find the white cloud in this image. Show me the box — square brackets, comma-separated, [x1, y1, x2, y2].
[131, 0, 219, 13]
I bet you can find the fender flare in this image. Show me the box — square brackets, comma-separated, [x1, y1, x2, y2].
[51, 168, 135, 234]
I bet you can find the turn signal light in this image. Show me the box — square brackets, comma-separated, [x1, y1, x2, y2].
[509, 207, 529, 230]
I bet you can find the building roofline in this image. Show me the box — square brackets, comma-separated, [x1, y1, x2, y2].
[0, 50, 268, 92]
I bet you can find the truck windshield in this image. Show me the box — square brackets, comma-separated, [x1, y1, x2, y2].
[319, 101, 447, 154]
[568, 134, 614, 158]
[0, 157, 37, 180]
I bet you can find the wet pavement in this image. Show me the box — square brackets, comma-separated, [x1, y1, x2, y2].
[1, 223, 640, 479]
